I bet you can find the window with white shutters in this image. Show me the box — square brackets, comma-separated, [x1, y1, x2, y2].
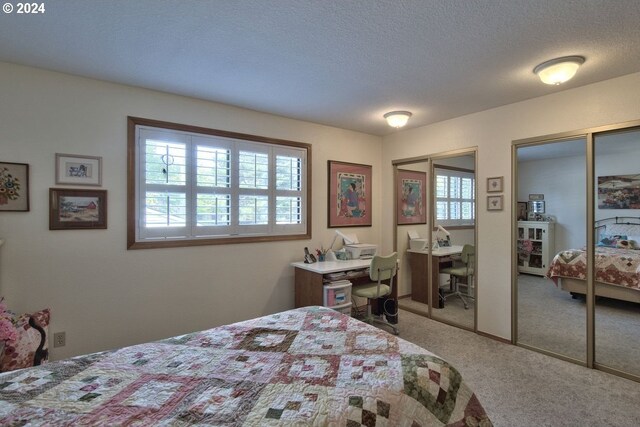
[128, 117, 311, 249]
[435, 167, 475, 227]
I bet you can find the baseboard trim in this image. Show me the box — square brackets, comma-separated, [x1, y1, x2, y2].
[477, 330, 511, 344]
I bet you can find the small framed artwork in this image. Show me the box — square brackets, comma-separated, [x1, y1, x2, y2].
[487, 195, 503, 211]
[528, 193, 544, 201]
[487, 176, 503, 193]
[0, 162, 29, 212]
[50, 188, 107, 230]
[397, 169, 426, 225]
[55, 153, 102, 186]
[328, 160, 372, 228]
[517, 202, 528, 220]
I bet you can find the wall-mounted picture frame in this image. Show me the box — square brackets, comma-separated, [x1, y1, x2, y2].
[517, 201, 528, 220]
[0, 162, 29, 212]
[597, 174, 640, 209]
[55, 153, 102, 186]
[50, 188, 107, 230]
[328, 160, 372, 228]
[487, 195, 503, 211]
[397, 169, 426, 225]
[487, 176, 503, 193]
[528, 193, 544, 201]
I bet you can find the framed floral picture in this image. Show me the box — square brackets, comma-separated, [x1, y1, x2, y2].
[328, 160, 372, 227]
[397, 169, 426, 225]
[487, 176, 503, 193]
[487, 195, 503, 211]
[49, 188, 107, 230]
[0, 162, 29, 212]
[55, 153, 102, 186]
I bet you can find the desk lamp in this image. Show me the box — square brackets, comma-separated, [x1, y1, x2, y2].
[433, 225, 450, 249]
[325, 229, 355, 261]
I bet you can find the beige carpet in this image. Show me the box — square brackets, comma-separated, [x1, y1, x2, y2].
[518, 274, 640, 376]
[393, 309, 640, 427]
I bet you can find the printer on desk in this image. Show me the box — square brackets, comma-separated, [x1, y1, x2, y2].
[335, 230, 377, 260]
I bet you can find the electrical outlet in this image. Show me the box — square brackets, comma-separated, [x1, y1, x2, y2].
[53, 332, 66, 348]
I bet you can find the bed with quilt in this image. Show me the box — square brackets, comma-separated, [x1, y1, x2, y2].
[546, 217, 640, 303]
[0, 306, 491, 426]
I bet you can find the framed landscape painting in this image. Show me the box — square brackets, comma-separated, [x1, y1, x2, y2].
[49, 188, 107, 230]
[0, 162, 29, 212]
[397, 169, 426, 225]
[328, 160, 372, 227]
[597, 174, 640, 209]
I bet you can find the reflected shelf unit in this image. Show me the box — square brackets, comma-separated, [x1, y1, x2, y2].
[517, 221, 555, 276]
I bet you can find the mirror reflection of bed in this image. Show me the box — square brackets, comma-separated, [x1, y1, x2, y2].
[515, 126, 640, 380]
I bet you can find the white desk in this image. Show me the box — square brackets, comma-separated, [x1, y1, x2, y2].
[291, 259, 371, 274]
[291, 258, 397, 312]
[406, 245, 463, 308]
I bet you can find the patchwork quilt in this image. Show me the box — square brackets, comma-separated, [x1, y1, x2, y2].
[0, 306, 492, 426]
[547, 247, 640, 289]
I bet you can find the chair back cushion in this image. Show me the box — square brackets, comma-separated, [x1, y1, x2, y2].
[462, 244, 475, 266]
[369, 252, 398, 281]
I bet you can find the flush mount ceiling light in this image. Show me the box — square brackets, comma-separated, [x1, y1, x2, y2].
[384, 111, 412, 128]
[533, 56, 585, 85]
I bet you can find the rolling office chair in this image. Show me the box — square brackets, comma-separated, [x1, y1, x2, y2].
[351, 252, 399, 335]
[440, 244, 475, 309]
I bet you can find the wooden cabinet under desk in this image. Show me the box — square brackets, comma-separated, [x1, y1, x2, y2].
[291, 259, 397, 311]
[407, 246, 464, 308]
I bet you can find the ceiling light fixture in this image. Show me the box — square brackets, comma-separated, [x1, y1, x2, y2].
[384, 111, 412, 128]
[533, 56, 585, 85]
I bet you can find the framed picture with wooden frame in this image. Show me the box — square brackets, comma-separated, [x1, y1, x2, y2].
[487, 195, 503, 211]
[487, 176, 503, 193]
[0, 161, 29, 212]
[397, 169, 426, 225]
[328, 160, 372, 227]
[517, 201, 528, 220]
[49, 188, 107, 230]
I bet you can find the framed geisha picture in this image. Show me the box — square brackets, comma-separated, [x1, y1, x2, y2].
[328, 160, 372, 227]
[397, 169, 426, 225]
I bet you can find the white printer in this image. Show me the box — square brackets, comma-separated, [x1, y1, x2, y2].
[337, 231, 378, 259]
[407, 230, 429, 251]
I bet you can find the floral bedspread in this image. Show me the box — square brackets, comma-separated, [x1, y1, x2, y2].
[547, 247, 640, 289]
[0, 306, 491, 426]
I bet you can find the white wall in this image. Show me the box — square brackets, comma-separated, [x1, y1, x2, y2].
[519, 153, 587, 250]
[382, 71, 640, 340]
[0, 62, 382, 359]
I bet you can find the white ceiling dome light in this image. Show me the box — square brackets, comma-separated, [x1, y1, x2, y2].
[384, 111, 412, 128]
[533, 56, 585, 85]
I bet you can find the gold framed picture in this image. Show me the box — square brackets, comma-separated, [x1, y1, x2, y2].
[487, 176, 503, 193]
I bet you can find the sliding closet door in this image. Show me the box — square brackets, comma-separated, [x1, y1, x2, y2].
[516, 138, 587, 362]
[430, 154, 476, 330]
[593, 127, 640, 378]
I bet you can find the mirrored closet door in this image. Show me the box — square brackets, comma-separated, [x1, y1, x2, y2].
[514, 120, 640, 383]
[515, 138, 587, 363]
[394, 150, 477, 331]
[593, 127, 640, 378]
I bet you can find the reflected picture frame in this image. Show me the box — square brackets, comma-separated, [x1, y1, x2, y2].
[55, 153, 102, 186]
[487, 195, 503, 211]
[487, 176, 503, 193]
[50, 188, 107, 230]
[397, 169, 427, 225]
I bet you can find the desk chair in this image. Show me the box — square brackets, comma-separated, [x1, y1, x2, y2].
[351, 252, 399, 335]
[440, 244, 475, 309]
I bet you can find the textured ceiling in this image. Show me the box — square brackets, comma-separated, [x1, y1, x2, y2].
[1, 0, 639, 135]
